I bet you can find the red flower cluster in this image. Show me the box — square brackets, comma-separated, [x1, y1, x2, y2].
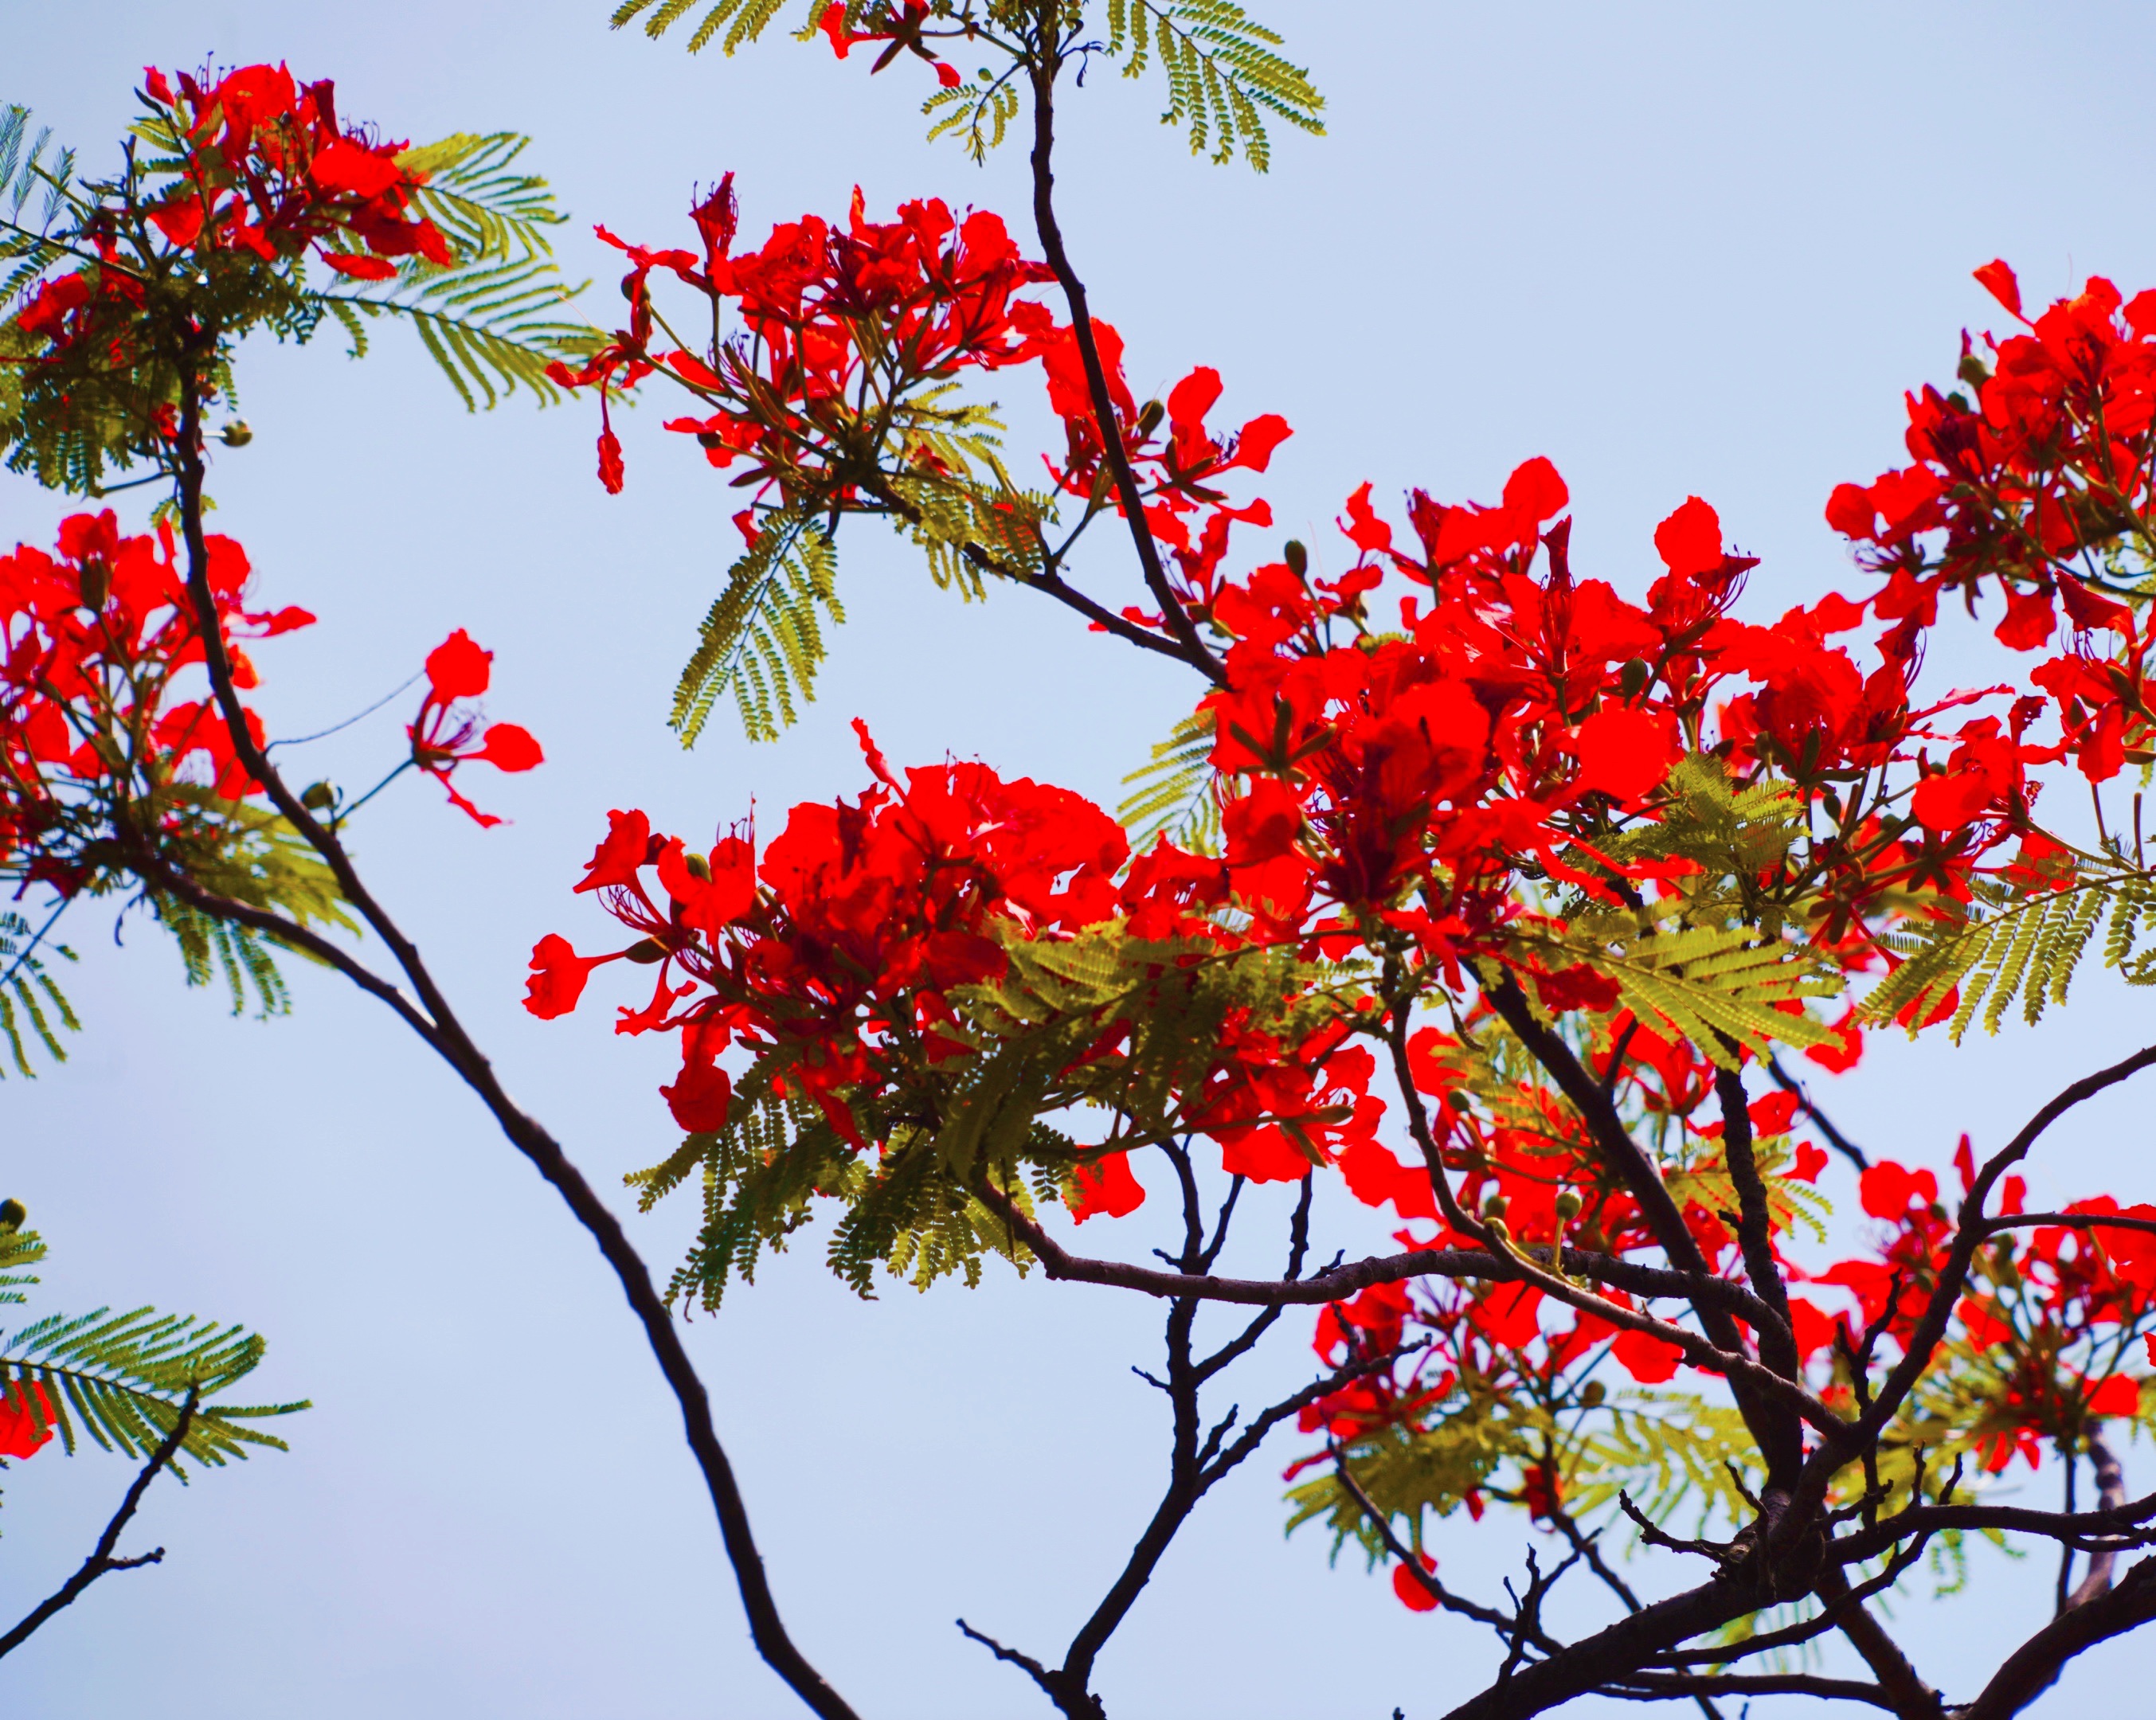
[138, 62, 450, 279]
[406, 629, 542, 827]
[10, 64, 449, 385]
[550, 178, 1054, 498]
[0, 511, 311, 896]
[526, 722, 1381, 1192]
[1828, 260, 2156, 788]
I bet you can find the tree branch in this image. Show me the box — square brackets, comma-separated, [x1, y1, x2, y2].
[167, 390, 859, 1720]
[0, 1387, 197, 1657]
[1026, 42, 1223, 686]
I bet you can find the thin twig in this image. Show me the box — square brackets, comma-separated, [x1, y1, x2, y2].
[0, 1386, 198, 1657]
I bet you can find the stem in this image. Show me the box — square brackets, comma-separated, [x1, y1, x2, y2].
[1026, 39, 1223, 688]
[0, 1388, 197, 1657]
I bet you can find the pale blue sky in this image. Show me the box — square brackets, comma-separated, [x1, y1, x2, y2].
[6, 4, 2156, 1717]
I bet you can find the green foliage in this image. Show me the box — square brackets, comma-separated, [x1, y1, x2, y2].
[1119, 708, 1220, 854]
[610, 0, 792, 55]
[1516, 904, 1842, 1067]
[148, 792, 359, 1016]
[1861, 854, 2156, 1042]
[1104, 0, 1325, 170]
[671, 507, 845, 746]
[0, 1222, 305, 1477]
[319, 134, 597, 413]
[1580, 754, 1809, 936]
[632, 920, 1363, 1307]
[0, 909, 78, 1077]
[608, 1, 1322, 172]
[0, 106, 590, 495]
[1568, 1395, 1762, 1536]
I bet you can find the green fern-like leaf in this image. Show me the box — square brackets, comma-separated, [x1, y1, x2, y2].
[671, 508, 846, 746]
[1861, 863, 2156, 1042]
[612, 0, 792, 53]
[1119, 707, 1220, 854]
[1105, 0, 1325, 170]
[0, 910, 78, 1077]
[146, 792, 356, 1015]
[1516, 913, 1841, 1066]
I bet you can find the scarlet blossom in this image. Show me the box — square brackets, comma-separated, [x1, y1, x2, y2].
[406, 631, 542, 825]
[522, 934, 616, 1019]
[0, 1382, 54, 1460]
[1070, 1151, 1147, 1222]
[1612, 1327, 1684, 1384]
[1392, 1551, 1439, 1612]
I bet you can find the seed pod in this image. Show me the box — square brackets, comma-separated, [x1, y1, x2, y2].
[300, 780, 336, 811]
[1618, 658, 1650, 701]
[219, 420, 253, 448]
[1134, 400, 1164, 438]
[79, 560, 110, 611]
[684, 851, 712, 882]
[1580, 1379, 1606, 1407]
[624, 937, 670, 964]
[1284, 540, 1309, 579]
[1554, 1189, 1584, 1222]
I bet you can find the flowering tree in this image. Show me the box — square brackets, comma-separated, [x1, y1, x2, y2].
[13, 10, 2156, 1719]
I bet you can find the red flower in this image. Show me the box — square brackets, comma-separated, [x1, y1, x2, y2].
[0, 1382, 54, 1460]
[1392, 1551, 1439, 1612]
[407, 631, 541, 825]
[522, 934, 616, 1018]
[1070, 1151, 1146, 1222]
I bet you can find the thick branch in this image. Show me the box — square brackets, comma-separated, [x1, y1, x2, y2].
[0, 1389, 196, 1657]
[1954, 1554, 2156, 1718]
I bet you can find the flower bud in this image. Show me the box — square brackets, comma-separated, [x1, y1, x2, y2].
[1618, 658, 1650, 701]
[300, 780, 337, 811]
[1285, 540, 1309, 579]
[624, 937, 670, 964]
[1957, 352, 1992, 389]
[78, 560, 110, 612]
[683, 851, 712, 882]
[219, 420, 253, 448]
[0, 1199, 24, 1232]
[1580, 1379, 1606, 1407]
[1554, 1189, 1583, 1222]
[1442, 1089, 1473, 1112]
[1481, 1193, 1509, 1222]
[1134, 400, 1164, 439]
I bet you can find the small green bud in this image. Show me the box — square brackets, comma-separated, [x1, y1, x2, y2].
[1554, 1189, 1584, 1222]
[1284, 540, 1309, 579]
[1618, 658, 1651, 701]
[0, 1199, 24, 1232]
[79, 560, 111, 612]
[1957, 352, 1992, 390]
[1818, 786, 1844, 821]
[624, 937, 670, 964]
[300, 780, 337, 811]
[683, 851, 712, 882]
[1481, 1193, 1510, 1222]
[1442, 1089, 1473, 1112]
[1580, 1379, 1606, 1407]
[219, 420, 253, 448]
[1134, 400, 1164, 439]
